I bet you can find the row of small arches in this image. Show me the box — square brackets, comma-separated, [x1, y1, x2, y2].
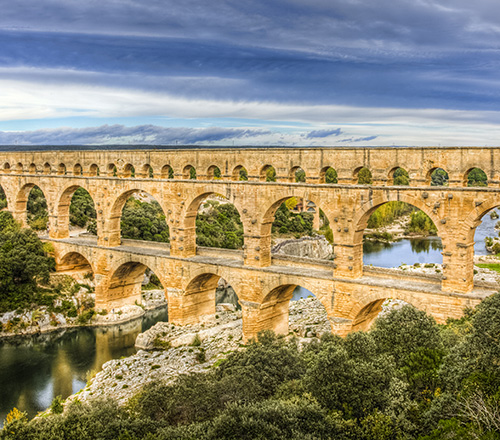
[0, 161, 489, 186]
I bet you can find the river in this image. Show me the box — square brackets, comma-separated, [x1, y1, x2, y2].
[0, 307, 168, 425]
[1, 213, 497, 425]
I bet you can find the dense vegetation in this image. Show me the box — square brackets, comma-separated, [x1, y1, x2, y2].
[0, 212, 55, 313]
[69, 188, 96, 228]
[27, 187, 48, 230]
[468, 168, 488, 187]
[4, 296, 500, 439]
[196, 201, 243, 249]
[430, 168, 449, 186]
[121, 197, 170, 242]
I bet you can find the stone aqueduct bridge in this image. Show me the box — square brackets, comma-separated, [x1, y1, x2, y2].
[0, 146, 499, 340]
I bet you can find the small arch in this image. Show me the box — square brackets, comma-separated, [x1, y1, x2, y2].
[351, 298, 425, 332]
[2, 163, 11, 174]
[107, 163, 117, 177]
[232, 165, 248, 181]
[354, 167, 372, 184]
[259, 284, 331, 336]
[427, 167, 449, 186]
[57, 252, 94, 275]
[15, 163, 23, 174]
[73, 163, 83, 176]
[161, 165, 174, 179]
[389, 167, 409, 185]
[183, 165, 196, 179]
[57, 163, 67, 175]
[290, 166, 306, 183]
[465, 167, 487, 187]
[179, 273, 240, 324]
[207, 165, 222, 180]
[141, 164, 154, 178]
[105, 262, 165, 309]
[88, 164, 100, 176]
[43, 162, 52, 175]
[28, 163, 37, 174]
[260, 164, 276, 182]
[319, 166, 337, 184]
[122, 163, 135, 178]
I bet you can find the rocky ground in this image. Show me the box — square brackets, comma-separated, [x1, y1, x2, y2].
[70, 298, 333, 406]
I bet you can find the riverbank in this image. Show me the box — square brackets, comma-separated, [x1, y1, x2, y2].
[68, 297, 331, 406]
[0, 290, 167, 340]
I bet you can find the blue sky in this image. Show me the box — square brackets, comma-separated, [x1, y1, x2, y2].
[1, 0, 500, 146]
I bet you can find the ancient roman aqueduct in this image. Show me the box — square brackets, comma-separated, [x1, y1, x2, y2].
[0, 146, 498, 340]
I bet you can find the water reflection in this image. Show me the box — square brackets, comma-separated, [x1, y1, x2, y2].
[0, 307, 168, 425]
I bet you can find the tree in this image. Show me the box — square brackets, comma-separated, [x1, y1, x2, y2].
[69, 188, 96, 228]
[325, 167, 338, 184]
[358, 168, 372, 185]
[393, 168, 409, 185]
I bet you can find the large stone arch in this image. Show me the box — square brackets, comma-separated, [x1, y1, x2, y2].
[169, 270, 242, 326]
[460, 194, 500, 243]
[352, 193, 444, 243]
[56, 250, 95, 274]
[98, 256, 166, 309]
[257, 281, 332, 336]
[15, 182, 50, 227]
[107, 188, 170, 247]
[181, 190, 246, 256]
[55, 184, 98, 239]
[347, 290, 428, 333]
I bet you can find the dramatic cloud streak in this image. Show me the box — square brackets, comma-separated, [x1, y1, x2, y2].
[0, 1, 499, 145]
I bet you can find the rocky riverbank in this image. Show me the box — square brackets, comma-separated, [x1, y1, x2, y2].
[69, 298, 332, 406]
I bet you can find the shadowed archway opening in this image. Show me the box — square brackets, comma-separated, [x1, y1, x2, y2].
[207, 165, 222, 180]
[290, 166, 306, 183]
[88, 164, 100, 177]
[161, 165, 174, 179]
[363, 201, 442, 269]
[260, 165, 276, 182]
[57, 252, 93, 281]
[105, 262, 165, 310]
[123, 164, 135, 178]
[195, 194, 243, 250]
[141, 164, 154, 178]
[2, 162, 11, 174]
[73, 164, 83, 176]
[320, 166, 337, 184]
[58, 163, 67, 175]
[107, 163, 117, 177]
[43, 163, 51, 175]
[390, 167, 409, 185]
[259, 284, 331, 336]
[175, 273, 240, 325]
[28, 163, 37, 174]
[355, 167, 372, 184]
[351, 299, 415, 332]
[232, 165, 248, 181]
[183, 165, 196, 179]
[466, 168, 487, 187]
[428, 168, 449, 186]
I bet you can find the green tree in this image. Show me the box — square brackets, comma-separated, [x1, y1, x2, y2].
[196, 201, 243, 249]
[430, 168, 449, 186]
[266, 167, 276, 182]
[0, 217, 55, 312]
[393, 168, 409, 185]
[467, 168, 488, 187]
[358, 167, 372, 185]
[27, 186, 48, 230]
[325, 167, 338, 184]
[121, 197, 169, 242]
[69, 188, 96, 228]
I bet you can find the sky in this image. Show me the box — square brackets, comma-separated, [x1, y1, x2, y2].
[1, 0, 500, 146]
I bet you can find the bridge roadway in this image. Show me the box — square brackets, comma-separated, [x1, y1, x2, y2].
[46, 235, 492, 340]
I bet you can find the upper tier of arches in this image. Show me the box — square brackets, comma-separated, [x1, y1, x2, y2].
[0, 147, 498, 188]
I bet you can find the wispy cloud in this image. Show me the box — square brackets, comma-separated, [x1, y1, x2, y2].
[0, 125, 271, 145]
[305, 129, 342, 138]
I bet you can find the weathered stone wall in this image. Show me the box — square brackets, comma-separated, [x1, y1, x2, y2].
[0, 146, 499, 339]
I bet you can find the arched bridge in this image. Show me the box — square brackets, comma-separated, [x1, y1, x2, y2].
[0, 146, 498, 340]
